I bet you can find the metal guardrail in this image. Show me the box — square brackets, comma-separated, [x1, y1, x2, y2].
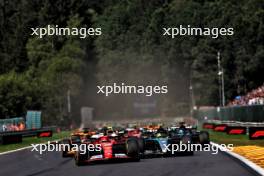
[194, 105, 264, 122]
[205, 120, 264, 127]
[0, 126, 57, 137]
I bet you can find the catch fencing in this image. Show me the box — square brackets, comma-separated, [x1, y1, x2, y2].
[194, 105, 264, 122]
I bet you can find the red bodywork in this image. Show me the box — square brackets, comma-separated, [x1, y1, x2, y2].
[82, 135, 131, 162]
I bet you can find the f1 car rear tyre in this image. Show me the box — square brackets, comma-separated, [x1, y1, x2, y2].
[61, 139, 70, 157]
[199, 131, 210, 145]
[75, 150, 89, 166]
[62, 150, 68, 158]
[126, 139, 140, 161]
[181, 136, 194, 156]
[137, 138, 145, 153]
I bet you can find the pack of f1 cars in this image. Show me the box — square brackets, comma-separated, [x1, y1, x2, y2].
[61, 124, 210, 166]
[61, 128, 94, 157]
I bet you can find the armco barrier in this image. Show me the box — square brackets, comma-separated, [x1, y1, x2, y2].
[0, 126, 56, 145]
[249, 127, 264, 140]
[202, 122, 247, 135]
[194, 105, 264, 122]
[0, 134, 22, 144]
[202, 123, 215, 129]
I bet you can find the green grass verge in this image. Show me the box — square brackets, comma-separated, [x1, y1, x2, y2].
[0, 131, 71, 153]
[206, 130, 264, 147]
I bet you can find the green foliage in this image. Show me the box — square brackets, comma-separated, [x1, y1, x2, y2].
[25, 20, 86, 124]
[0, 11, 88, 124]
[94, 0, 264, 110]
[0, 0, 263, 121]
[0, 72, 33, 117]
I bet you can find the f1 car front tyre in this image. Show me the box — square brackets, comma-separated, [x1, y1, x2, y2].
[61, 139, 70, 158]
[181, 136, 194, 156]
[137, 138, 145, 153]
[75, 150, 89, 166]
[126, 139, 140, 161]
[199, 131, 210, 145]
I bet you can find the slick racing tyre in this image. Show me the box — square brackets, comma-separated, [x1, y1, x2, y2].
[181, 136, 194, 156]
[137, 138, 145, 153]
[199, 131, 210, 145]
[75, 150, 89, 166]
[61, 139, 70, 157]
[126, 139, 140, 161]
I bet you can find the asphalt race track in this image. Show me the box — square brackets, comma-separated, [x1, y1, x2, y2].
[0, 149, 256, 176]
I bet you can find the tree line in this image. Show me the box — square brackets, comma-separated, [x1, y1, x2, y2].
[0, 0, 263, 124]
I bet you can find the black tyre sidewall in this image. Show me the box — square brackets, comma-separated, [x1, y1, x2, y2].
[126, 139, 140, 160]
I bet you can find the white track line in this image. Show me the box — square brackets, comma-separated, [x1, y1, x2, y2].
[0, 146, 33, 155]
[211, 142, 264, 176]
[0, 140, 59, 156]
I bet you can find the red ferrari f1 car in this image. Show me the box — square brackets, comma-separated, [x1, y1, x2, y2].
[74, 135, 140, 166]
